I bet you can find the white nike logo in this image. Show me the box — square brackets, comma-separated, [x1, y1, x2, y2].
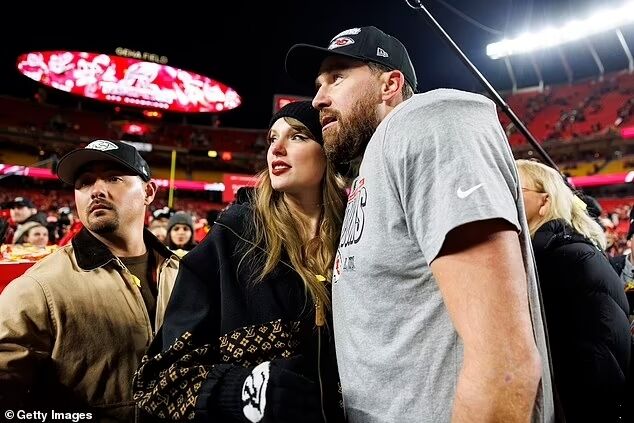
[457, 183, 484, 199]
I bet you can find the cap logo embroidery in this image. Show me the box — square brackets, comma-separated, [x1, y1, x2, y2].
[330, 28, 361, 41]
[377, 47, 389, 58]
[328, 37, 355, 50]
[85, 140, 119, 152]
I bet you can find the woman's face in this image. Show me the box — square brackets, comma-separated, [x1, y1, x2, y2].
[26, 226, 49, 247]
[170, 224, 192, 247]
[267, 118, 326, 196]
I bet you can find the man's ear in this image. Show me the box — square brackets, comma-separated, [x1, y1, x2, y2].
[144, 180, 158, 205]
[380, 70, 405, 101]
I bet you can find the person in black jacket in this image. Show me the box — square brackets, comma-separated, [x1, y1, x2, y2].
[133, 101, 347, 423]
[517, 159, 632, 422]
[609, 207, 634, 317]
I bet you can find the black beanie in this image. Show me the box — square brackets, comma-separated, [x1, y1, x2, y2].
[269, 101, 323, 145]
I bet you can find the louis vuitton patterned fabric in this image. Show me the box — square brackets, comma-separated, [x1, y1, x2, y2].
[220, 319, 301, 368]
[133, 319, 301, 420]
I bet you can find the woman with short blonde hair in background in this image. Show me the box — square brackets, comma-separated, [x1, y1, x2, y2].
[517, 159, 631, 422]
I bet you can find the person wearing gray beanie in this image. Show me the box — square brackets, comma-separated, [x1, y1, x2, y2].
[165, 212, 196, 252]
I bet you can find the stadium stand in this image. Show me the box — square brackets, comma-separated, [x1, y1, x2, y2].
[500, 70, 634, 146]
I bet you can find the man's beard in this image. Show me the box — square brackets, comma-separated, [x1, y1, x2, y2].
[322, 92, 381, 165]
[85, 206, 120, 234]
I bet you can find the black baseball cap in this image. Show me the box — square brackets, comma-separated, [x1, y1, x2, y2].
[8, 197, 35, 209]
[56, 139, 151, 186]
[286, 26, 417, 91]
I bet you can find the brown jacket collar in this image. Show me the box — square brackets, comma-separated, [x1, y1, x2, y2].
[72, 227, 174, 271]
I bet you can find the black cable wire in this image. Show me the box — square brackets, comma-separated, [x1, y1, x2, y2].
[405, 0, 562, 175]
[434, 0, 504, 35]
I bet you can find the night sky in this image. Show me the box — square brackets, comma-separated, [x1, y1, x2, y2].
[2, 0, 632, 129]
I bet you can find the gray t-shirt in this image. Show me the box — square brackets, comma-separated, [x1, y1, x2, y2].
[332, 89, 554, 423]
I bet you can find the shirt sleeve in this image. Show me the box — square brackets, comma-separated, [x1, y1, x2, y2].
[0, 276, 53, 407]
[384, 93, 522, 263]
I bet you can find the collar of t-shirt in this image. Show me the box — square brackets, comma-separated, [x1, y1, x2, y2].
[120, 251, 150, 285]
[119, 250, 158, 330]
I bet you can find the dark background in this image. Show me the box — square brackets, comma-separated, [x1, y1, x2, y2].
[2, 0, 632, 128]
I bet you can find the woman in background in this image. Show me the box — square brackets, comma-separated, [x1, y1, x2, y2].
[133, 101, 347, 422]
[517, 159, 631, 422]
[165, 212, 196, 252]
[13, 222, 49, 248]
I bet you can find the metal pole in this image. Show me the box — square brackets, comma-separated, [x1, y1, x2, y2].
[504, 57, 518, 93]
[530, 55, 544, 92]
[406, 0, 560, 172]
[557, 48, 574, 85]
[615, 29, 634, 73]
[585, 39, 604, 81]
[168, 150, 177, 208]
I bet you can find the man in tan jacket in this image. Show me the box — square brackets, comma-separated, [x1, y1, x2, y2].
[0, 139, 179, 421]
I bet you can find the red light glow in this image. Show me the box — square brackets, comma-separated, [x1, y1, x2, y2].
[122, 123, 150, 135]
[17, 51, 241, 113]
[621, 126, 634, 139]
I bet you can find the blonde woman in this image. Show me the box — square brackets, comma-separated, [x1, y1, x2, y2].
[517, 159, 631, 422]
[133, 101, 347, 423]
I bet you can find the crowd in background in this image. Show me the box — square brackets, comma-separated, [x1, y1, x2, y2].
[2, 184, 633, 257]
[0, 191, 215, 258]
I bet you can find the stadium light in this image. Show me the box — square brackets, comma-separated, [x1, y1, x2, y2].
[487, 1, 634, 59]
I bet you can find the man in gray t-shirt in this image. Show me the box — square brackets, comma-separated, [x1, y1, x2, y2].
[286, 26, 554, 422]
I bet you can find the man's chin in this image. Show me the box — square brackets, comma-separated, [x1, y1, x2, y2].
[325, 142, 355, 165]
[87, 220, 118, 234]
[324, 135, 348, 162]
[323, 129, 338, 146]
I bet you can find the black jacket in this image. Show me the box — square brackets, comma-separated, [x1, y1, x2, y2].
[610, 253, 627, 277]
[133, 203, 343, 422]
[532, 219, 632, 422]
[608, 254, 634, 316]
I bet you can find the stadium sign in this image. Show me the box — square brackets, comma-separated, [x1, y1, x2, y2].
[115, 47, 168, 64]
[16, 51, 241, 113]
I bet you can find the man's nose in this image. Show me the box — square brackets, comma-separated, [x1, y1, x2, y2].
[313, 85, 331, 110]
[89, 179, 108, 198]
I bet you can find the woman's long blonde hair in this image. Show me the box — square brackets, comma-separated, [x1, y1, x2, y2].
[247, 117, 347, 311]
[516, 159, 606, 248]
